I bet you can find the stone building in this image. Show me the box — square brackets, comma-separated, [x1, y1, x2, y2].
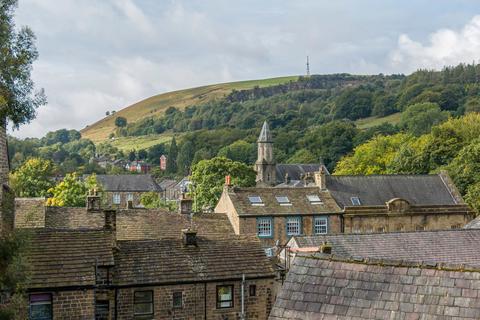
[0, 123, 14, 234]
[254, 121, 328, 187]
[270, 229, 480, 319]
[96, 174, 161, 208]
[20, 206, 276, 319]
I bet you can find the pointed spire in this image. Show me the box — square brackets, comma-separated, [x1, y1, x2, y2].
[258, 121, 272, 142]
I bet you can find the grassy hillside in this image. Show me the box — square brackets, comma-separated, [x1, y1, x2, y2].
[355, 113, 401, 129]
[81, 76, 298, 142]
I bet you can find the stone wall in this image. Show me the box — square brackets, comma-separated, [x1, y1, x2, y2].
[239, 214, 342, 248]
[52, 289, 95, 319]
[45, 206, 104, 229]
[14, 198, 46, 228]
[117, 278, 274, 320]
[104, 191, 146, 208]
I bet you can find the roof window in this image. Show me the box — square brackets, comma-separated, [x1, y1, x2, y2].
[350, 197, 361, 206]
[275, 196, 291, 206]
[248, 196, 264, 206]
[307, 195, 323, 204]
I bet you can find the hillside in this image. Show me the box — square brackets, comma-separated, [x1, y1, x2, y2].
[80, 76, 298, 142]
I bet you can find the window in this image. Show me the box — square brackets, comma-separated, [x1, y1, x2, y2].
[350, 197, 361, 206]
[134, 291, 153, 317]
[127, 193, 134, 202]
[113, 193, 121, 205]
[249, 285, 257, 297]
[216, 285, 233, 308]
[286, 216, 302, 236]
[415, 225, 425, 231]
[257, 217, 273, 237]
[313, 216, 328, 234]
[377, 226, 385, 233]
[275, 196, 291, 206]
[307, 195, 323, 205]
[264, 247, 275, 257]
[451, 224, 461, 229]
[95, 300, 109, 320]
[248, 196, 264, 206]
[29, 294, 52, 320]
[172, 292, 183, 308]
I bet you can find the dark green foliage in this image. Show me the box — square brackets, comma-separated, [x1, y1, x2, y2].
[166, 137, 178, 174]
[176, 141, 194, 175]
[217, 140, 256, 164]
[333, 86, 373, 120]
[399, 103, 449, 136]
[114, 116, 127, 128]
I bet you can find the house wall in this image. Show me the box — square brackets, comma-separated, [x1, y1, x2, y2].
[215, 189, 240, 234]
[105, 191, 149, 208]
[116, 278, 274, 320]
[52, 289, 95, 319]
[343, 211, 472, 233]
[239, 214, 342, 248]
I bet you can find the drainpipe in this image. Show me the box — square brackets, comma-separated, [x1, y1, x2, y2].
[240, 274, 246, 320]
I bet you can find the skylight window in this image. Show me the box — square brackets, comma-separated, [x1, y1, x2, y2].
[275, 196, 291, 206]
[248, 196, 264, 206]
[307, 195, 323, 205]
[350, 197, 361, 206]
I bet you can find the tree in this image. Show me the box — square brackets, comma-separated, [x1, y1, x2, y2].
[217, 140, 256, 164]
[0, 0, 46, 128]
[140, 191, 177, 212]
[114, 116, 127, 128]
[445, 140, 480, 194]
[128, 150, 136, 162]
[10, 158, 56, 197]
[176, 141, 194, 175]
[399, 103, 449, 136]
[465, 181, 480, 214]
[335, 134, 412, 175]
[137, 149, 147, 160]
[46, 173, 100, 207]
[166, 137, 178, 174]
[191, 157, 255, 210]
[286, 149, 317, 164]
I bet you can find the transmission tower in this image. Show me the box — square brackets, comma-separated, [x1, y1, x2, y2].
[306, 56, 310, 77]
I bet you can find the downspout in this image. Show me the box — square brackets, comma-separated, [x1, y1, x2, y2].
[240, 274, 246, 320]
[114, 287, 118, 320]
[204, 282, 207, 320]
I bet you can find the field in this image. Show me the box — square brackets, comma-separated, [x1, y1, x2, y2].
[355, 113, 401, 129]
[81, 76, 298, 143]
[108, 134, 175, 152]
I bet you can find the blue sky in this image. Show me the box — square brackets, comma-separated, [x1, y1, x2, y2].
[13, 0, 480, 138]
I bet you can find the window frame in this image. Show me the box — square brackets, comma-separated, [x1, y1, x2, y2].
[248, 196, 264, 206]
[256, 217, 273, 238]
[249, 284, 257, 297]
[29, 293, 52, 320]
[285, 216, 302, 236]
[313, 216, 328, 235]
[112, 193, 121, 205]
[133, 290, 154, 318]
[307, 194, 323, 205]
[350, 196, 361, 206]
[127, 193, 134, 202]
[216, 285, 234, 309]
[275, 195, 291, 206]
[172, 291, 183, 309]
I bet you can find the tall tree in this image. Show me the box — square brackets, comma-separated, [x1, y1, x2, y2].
[114, 116, 127, 128]
[166, 137, 178, 174]
[10, 158, 56, 197]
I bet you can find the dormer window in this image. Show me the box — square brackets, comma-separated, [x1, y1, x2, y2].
[275, 196, 291, 206]
[350, 197, 361, 206]
[248, 196, 264, 206]
[307, 195, 323, 205]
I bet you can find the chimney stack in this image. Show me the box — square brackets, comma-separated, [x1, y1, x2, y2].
[284, 173, 291, 185]
[314, 166, 327, 190]
[178, 193, 193, 214]
[104, 209, 117, 233]
[182, 228, 197, 246]
[225, 175, 231, 186]
[86, 189, 101, 211]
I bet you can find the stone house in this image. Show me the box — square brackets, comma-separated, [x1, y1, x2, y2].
[270, 229, 480, 319]
[214, 185, 342, 252]
[19, 205, 276, 319]
[96, 174, 161, 208]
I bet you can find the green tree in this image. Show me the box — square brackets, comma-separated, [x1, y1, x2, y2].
[140, 191, 177, 212]
[114, 116, 127, 128]
[10, 158, 56, 197]
[399, 102, 449, 136]
[445, 140, 480, 194]
[286, 149, 317, 164]
[191, 157, 255, 210]
[335, 134, 411, 175]
[166, 137, 178, 174]
[465, 182, 480, 214]
[0, 0, 46, 128]
[46, 173, 100, 207]
[176, 141, 194, 175]
[217, 140, 256, 164]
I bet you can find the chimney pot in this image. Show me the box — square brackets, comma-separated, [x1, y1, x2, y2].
[225, 175, 231, 186]
[87, 191, 102, 211]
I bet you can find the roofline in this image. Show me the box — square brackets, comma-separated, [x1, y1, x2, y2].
[297, 253, 480, 272]
[328, 173, 442, 178]
[237, 212, 341, 217]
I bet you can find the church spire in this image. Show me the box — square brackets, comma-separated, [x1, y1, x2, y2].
[258, 121, 272, 143]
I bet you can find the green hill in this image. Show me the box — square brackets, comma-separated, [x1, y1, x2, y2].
[80, 76, 299, 142]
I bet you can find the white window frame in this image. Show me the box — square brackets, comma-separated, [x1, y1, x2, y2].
[307, 195, 323, 205]
[248, 196, 264, 206]
[127, 193, 134, 202]
[314, 216, 328, 234]
[275, 196, 292, 206]
[350, 197, 361, 206]
[112, 193, 121, 205]
[286, 216, 302, 236]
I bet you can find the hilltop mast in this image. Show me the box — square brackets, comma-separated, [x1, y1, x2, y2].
[306, 56, 310, 77]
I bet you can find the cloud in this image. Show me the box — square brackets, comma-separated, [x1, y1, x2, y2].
[390, 15, 480, 72]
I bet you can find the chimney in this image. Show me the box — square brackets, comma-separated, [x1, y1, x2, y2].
[104, 209, 117, 233]
[182, 228, 197, 246]
[86, 189, 101, 211]
[178, 193, 193, 214]
[314, 166, 327, 190]
[284, 173, 291, 185]
[320, 241, 332, 254]
[225, 175, 231, 186]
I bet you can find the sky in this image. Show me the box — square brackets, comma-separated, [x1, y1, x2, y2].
[12, 0, 480, 138]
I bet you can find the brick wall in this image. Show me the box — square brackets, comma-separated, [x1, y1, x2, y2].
[49, 289, 95, 319]
[117, 278, 274, 320]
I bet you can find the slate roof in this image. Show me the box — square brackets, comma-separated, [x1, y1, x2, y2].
[14, 198, 45, 228]
[225, 187, 341, 216]
[258, 121, 272, 142]
[96, 174, 160, 192]
[464, 216, 480, 229]
[158, 179, 178, 190]
[270, 254, 480, 320]
[114, 234, 275, 285]
[275, 164, 328, 183]
[288, 229, 480, 266]
[26, 229, 114, 289]
[326, 174, 459, 208]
